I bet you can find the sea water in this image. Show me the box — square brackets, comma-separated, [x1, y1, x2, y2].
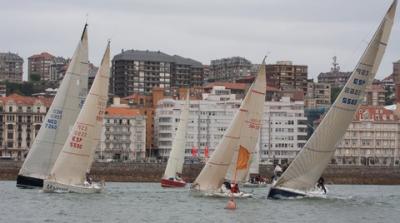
[0, 181, 399, 223]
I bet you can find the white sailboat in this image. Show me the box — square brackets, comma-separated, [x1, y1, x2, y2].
[161, 92, 190, 188]
[191, 58, 266, 197]
[268, 0, 397, 199]
[43, 42, 110, 193]
[17, 24, 89, 188]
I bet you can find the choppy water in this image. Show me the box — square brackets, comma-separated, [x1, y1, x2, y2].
[1, 181, 400, 223]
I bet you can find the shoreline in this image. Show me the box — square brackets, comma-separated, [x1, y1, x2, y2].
[2, 161, 400, 184]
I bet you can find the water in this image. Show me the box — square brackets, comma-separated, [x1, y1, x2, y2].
[1, 181, 399, 223]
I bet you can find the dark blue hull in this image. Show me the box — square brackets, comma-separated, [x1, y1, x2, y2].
[268, 187, 306, 199]
[16, 175, 43, 189]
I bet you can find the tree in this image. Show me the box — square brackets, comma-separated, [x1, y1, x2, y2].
[331, 87, 342, 103]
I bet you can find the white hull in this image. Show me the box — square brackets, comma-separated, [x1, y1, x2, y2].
[190, 188, 252, 198]
[43, 180, 104, 194]
[243, 182, 267, 188]
[268, 185, 327, 199]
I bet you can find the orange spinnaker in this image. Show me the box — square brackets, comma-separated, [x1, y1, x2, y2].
[236, 146, 250, 170]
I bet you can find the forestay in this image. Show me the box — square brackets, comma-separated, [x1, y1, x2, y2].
[48, 42, 110, 186]
[273, 0, 397, 192]
[192, 59, 266, 192]
[18, 25, 89, 181]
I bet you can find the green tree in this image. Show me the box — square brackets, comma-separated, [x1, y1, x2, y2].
[331, 87, 343, 103]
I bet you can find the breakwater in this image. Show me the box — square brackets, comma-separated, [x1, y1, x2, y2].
[1, 161, 400, 184]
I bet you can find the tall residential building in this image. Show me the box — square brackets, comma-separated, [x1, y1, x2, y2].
[266, 61, 308, 94]
[209, 57, 252, 82]
[28, 52, 55, 81]
[49, 57, 69, 81]
[0, 94, 52, 160]
[0, 52, 24, 83]
[335, 106, 400, 166]
[318, 56, 351, 88]
[305, 80, 331, 109]
[394, 59, 400, 105]
[154, 86, 307, 164]
[96, 103, 146, 161]
[111, 50, 203, 97]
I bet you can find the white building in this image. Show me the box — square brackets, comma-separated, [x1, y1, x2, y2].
[335, 106, 400, 166]
[96, 104, 146, 162]
[155, 86, 307, 164]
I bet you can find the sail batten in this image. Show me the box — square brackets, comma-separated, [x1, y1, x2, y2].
[192, 59, 266, 192]
[273, 1, 397, 193]
[18, 25, 89, 182]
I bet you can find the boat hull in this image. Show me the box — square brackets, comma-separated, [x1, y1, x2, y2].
[160, 179, 186, 188]
[43, 180, 104, 194]
[267, 187, 306, 199]
[16, 175, 43, 189]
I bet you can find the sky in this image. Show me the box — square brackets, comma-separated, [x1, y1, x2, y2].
[0, 0, 399, 81]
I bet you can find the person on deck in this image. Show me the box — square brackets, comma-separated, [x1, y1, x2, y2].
[230, 183, 240, 193]
[85, 172, 92, 185]
[317, 177, 327, 194]
[273, 164, 283, 181]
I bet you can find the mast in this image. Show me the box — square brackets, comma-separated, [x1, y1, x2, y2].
[272, 0, 397, 192]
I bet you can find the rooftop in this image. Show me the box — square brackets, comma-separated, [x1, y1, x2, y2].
[0, 93, 52, 107]
[28, 52, 55, 60]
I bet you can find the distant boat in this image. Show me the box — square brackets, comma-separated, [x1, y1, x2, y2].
[190, 58, 266, 197]
[43, 42, 110, 193]
[17, 24, 89, 188]
[243, 138, 267, 188]
[161, 92, 190, 188]
[268, 0, 397, 199]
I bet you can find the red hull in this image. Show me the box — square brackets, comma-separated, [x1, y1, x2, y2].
[160, 179, 186, 188]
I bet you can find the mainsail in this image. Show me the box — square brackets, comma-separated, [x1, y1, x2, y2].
[18, 24, 89, 184]
[163, 92, 190, 179]
[48, 42, 110, 186]
[192, 59, 266, 192]
[273, 0, 397, 192]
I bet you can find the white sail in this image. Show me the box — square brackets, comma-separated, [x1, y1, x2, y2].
[48, 42, 110, 186]
[273, 1, 397, 192]
[18, 25, 89, 181]
[192, 59, 266, 192]
[249, 137, 260, 175]
[163, 92, 190, 179]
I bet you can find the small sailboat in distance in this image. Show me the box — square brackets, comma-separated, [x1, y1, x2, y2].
[191, 58, 266, 197]
[243, 138, 267, 188]
[161, 92, 190, 188]
[17, 24, 89, 188]
[43, 41, 110, 193]
[268, 0, 397, 199]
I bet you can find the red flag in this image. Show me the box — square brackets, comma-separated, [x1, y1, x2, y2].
[204, 146, 209, 158]
[191, 146, 198, 157]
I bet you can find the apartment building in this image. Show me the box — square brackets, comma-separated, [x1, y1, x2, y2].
[154, 86, 307, 164]
[0, 52, 24, 83]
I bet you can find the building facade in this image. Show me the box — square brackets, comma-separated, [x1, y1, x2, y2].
[112, 50, 203, 97]
[266, 61, 308, 94]
[0, 94, 52, 160]
[305, 80, 331, 108]
[49, 57, 69, 82]
[96, 105, 146, 162]
[209, 57, 252, 82]
[363, 84, 386, 106]
[0, 52, 24, 83]
[335, 106, 400, 166]
[28, 52, 55, 81]
[154, 86, 307, 164]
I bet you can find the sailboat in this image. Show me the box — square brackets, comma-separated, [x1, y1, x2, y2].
[190, 58, 266, 197]
[243, 138, 267, 188]
[161, 92, 190, 188]
[43, 41, 110, 193]
[17, 24, 89, 188]
[268, 0, 397, 199]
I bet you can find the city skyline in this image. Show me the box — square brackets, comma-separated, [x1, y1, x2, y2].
[0, 0, 399, 81]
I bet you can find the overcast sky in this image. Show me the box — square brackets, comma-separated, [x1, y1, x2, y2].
[0, 0, 399, 81]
